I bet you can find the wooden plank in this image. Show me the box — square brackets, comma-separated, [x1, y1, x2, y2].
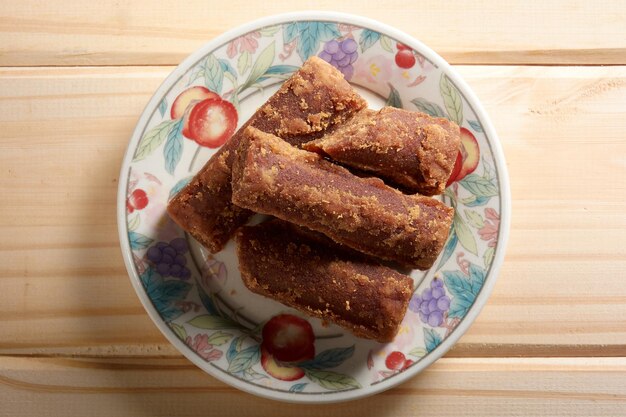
[0, 0, 625, 66]
[0, 65, 625, 357]
[1, 356, 625, 416]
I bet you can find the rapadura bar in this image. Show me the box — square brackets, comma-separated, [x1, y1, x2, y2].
[167, 57, 366, 253]
[236, 219, 414, 342]
[303, 107, 460, 196]
[231, 127, 454, 270]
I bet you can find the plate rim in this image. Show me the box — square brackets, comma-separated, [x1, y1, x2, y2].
[117, 10, 511, 404]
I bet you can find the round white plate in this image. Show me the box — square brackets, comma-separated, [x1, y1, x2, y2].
[118, 11, 510, 403]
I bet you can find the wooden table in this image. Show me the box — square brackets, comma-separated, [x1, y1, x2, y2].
[1, 1, 625, 415]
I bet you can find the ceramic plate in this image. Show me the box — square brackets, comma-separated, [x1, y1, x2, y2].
[117, 12, 510, 403]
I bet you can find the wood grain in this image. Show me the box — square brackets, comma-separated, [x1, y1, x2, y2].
[1, 356, 625, 416]
[0, 0, 625, 67]
[0, 65, 625, 358]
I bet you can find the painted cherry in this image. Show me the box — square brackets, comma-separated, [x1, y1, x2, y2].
[385, 351, 407, 370]
[128, 189, 148, 210]
[395, 50, 416, 69]
[396, 42, 410, 51]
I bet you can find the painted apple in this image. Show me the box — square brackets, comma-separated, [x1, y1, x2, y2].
[446, 151, 463, 187]
[186, 98, 238, 148]
[260, 345, 314, 381]
[127, 188, 148, 211]
[261, 314, 315, 362]
[170, 86, 219, 119]
[447, 127, 480, 185]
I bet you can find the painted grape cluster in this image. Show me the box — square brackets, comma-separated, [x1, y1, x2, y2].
[409, 278, 450, 327]
[146, 238, 192, 280]
[318, 39, 358, 79]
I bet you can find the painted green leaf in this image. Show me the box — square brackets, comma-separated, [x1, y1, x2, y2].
[244, 368, 267, 381]
[453, 212, 478, 255]
[206, 331, 233, 346]
[359, 29, 380, 52]
[283, 22, 299, 44]
[163, 119, 183, 175]
[444, 271, 473, 295]
[169, 322, 187, 341]
[158, 97, 168, 118]
[227, 344, 260, 373]
[289, 382, 308, 392]
[483, 246, 495, 268]
[409, 347, 427, 358]
[133, 119, 178, 161]
[298, 346, 355, 370]
[423, 328, 442, 353]
[440, 73, 463, 124]
[379, 35, 393, 53]
[465, 195, 490, 207]
[436, 227, 457, 270]
[385, 83, 403, 108]
[443, 269, 479, 319]
[226, 335, 245, 362]
[188, 65, 205, 85]
[239, 41, 275, 93]
[128, 231, 153, 250]
[168, 176, 193, 201]
[203, 54, 224, 94]
[187, 314, 240, 330]
[304, 369, 361, 390]
[482, 157, 495, 180]
[127, 214, 140, 232]
[449, 296, 472, 318]
[460, 173, 498, 198]
[468, 120, 483, 132]
[464, 209, 484, 228]
[237, 50, 252, 76]
[259, 25, 280, 37]
[293, 22, 340, 61]
[411, 97, 447, 118]
[255, 64, 300, 84]
[469, 264, 486, 295]
[148, 280, 191, 322]
[219, 59, 237, 78]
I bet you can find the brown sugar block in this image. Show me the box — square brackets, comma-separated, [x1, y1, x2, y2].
[236, 219, 414, 343]
[167, 56, 367, 253]
[231, 127, 454, 270]
[303, 107, 461, 196]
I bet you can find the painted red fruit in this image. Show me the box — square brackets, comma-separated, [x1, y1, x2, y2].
[260, 346, 312, 381]
[126, 200, 135, 213]
[455, 127, 480, 182]
[446, 151, 463, 187]
[261, 314, 315, 363]
[170, 86, 219, 119]
[385, 351, 407, 370]
[402, 359, 414, 370]
[128, 189, 148, 210]
[396, 42, 410, 51]
[395, 50, 416, 69]
[187, 98, 238, 148]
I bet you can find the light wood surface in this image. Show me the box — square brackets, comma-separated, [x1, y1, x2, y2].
[1, 1, 625, 416]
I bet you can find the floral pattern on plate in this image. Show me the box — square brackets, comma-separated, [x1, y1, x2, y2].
[119, 16, 508, 402]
